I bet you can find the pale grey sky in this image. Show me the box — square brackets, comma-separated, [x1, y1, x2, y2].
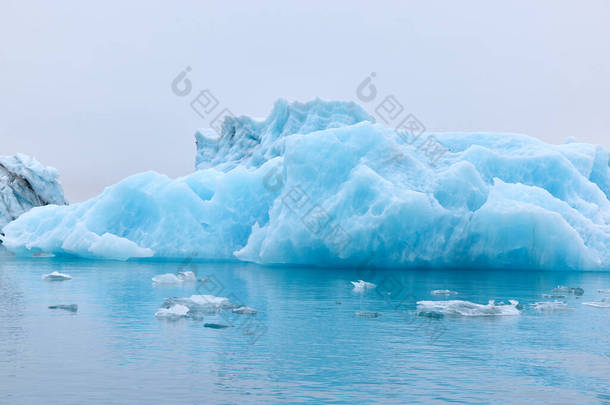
[1, 0, 609, 202]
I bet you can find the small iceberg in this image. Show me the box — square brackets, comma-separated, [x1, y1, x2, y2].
[531, 301, 571, 311]
[552, 286, 584, 296]
[351, 280, 376, 292]
[582, 298, 610, 308]
[431, 290, 458, 295]
[42, 271, 72, 281]
[416, 300, 521, 317]
[541, 294, 566, 299]
[154, 304, 190, 320]
[232, 306, 258, 315]
[152, 271, 197, 284]
[48, 304, 78, 312]
[598, 289, 610, 294]
[161, 294, 236, 315]
[355, 311, 381, 318]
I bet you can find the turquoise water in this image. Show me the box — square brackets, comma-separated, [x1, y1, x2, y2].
[1, 256, 610, 404]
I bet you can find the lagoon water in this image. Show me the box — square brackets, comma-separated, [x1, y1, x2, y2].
[1, 257, 609, 404]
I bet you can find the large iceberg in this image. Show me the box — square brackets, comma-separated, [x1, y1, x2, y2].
[0, 154, 67, 230]
[3, 99, 610, 270]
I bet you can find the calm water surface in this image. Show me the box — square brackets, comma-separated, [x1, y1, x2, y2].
[1, 256, 609, 404]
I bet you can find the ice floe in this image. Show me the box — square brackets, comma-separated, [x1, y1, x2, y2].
[154, 304, 190, 320]
[552, 286, 584, 296]
[431, 290, 458, 295]
[582, 298, 610, 308]
[355, 311, 381, 318]
[598, 289, 610, 294]
[416, 300, 521, 317]
[231, 306, 258, 315]
[531, 301, 571, 311]
[42, 271, 72, 281]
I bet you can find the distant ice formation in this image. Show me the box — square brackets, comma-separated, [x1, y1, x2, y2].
[417, 300, 521, 317]
[0, 153, 67, 230]
[598, 289, 610, 294]
[4, 99, 610, 270]
[42, 271, 72, 281]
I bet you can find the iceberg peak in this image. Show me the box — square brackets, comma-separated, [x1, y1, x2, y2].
[195, 98, 374, 170]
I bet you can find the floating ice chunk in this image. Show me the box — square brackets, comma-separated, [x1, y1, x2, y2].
[416, 300, 521, 317]
[431, 290, 458, 295]
[598, 289, 610, 294]
[541, 294, 567, 299]
[154, 304, 190, 320]
[531, 301, 571, 311]
[232, 306, 258, 315]
[351, 280, 376, 292]
[552, 286, 584, 296]
[42, 271, 72, 281]
[48, 304, 78, 312]
[152, 271, 197, 284]
[162, 294, 235, 315]
[582, 298, 610, 308]
[355, 311, 381, 318]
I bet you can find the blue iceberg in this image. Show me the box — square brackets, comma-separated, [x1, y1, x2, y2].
[3, 99, 610, 270]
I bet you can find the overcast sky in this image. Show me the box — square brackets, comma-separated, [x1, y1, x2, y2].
[1, 0, 609, 202]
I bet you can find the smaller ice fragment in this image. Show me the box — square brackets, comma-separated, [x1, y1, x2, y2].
[431, 290, 458, 295]
[355, 311, 381, 318]
[541, 294, 567, 299]
[232, 306, 258, 315]
[582, 298, 610, 308]
[42, 271, 72, 281]
[351, 280, 376, 292]
[48, 304, 78, 312]
[531, 301, 571, 311]
[552, 286, 584, 296]
[152, 271, 197, 284]
[416, 300, 521, 317]
[598, 289, 610, 294]
[154, 304, 190, 320]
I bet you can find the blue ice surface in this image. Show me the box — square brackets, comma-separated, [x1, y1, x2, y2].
[3, 99, 610, 270]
